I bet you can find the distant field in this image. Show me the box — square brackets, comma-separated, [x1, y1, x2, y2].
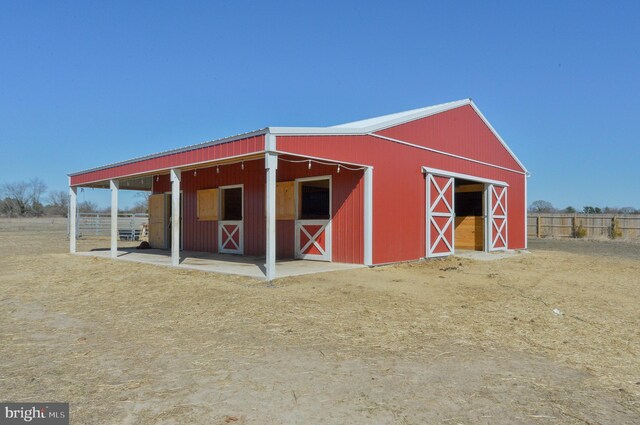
[1, 218, 639, 424]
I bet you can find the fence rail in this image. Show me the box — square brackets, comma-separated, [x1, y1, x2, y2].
[72, 213, 148, 238]
[528, 213, 640, 239]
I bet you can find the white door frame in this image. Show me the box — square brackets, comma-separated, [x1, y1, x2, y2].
[294, 175, 332, 261]
[218, 184, 244, 254]
[422, 167, 508, 255]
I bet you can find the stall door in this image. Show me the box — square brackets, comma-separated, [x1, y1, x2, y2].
[295, 177, 331, 261]
[148, 194, 166, 248]
[426, 173, 455, 258]
[488, 184, 508, 251]
[218, 185, 243, 254]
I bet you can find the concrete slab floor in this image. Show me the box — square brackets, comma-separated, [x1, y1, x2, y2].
[454, 249, 531, 261]
[74, 248, 364, 280]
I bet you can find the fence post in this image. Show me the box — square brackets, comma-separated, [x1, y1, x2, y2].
[572, 215, 576, 238]
[536, 216, 541, 238]
[611, 216, 618, 239]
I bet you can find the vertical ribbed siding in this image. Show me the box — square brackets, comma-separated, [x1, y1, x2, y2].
[153, 158, 265, 255]
[277, 160, 364, 264]
[376, 105, 523, 172]
[153, 157, 365, 264]
[277, 130, 526, 264]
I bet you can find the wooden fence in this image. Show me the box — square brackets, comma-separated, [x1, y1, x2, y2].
[527, 213, 640, 239]
[72, 213, 148, 238]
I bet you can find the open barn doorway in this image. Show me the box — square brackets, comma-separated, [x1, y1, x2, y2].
[454, 179, 485, 251]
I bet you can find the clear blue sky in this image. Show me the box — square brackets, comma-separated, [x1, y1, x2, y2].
[1, 1, 638, 210]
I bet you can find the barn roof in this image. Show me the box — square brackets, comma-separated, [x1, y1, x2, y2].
[70, 98, 527, 177]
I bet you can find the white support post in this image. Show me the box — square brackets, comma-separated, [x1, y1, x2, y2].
[363, 167, 373, 266]
[170, 168, 181, 266]
[69, 186, 77, 253]
[265, 150, 278, 281]
[110, 180, 119, 258]
[524, 173, 529, 249]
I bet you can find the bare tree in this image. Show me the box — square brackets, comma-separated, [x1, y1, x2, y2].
[529, 200, 555, 213]
[78, 200, 99, 213]
[0, 181, 31, 216]
[619, 207, 638, 215]
[46, 190, 70, 217]
[29, 177, 47, 211]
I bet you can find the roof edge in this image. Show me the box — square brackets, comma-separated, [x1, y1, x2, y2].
[68, 128, 269, 177]
[467, 101, 529, 174]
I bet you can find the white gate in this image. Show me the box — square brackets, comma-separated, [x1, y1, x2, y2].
[488, 184, 508, 251]
[426, 173, 455, 258]
[295, 220, 331, 261]
[218, 221, 243, 254]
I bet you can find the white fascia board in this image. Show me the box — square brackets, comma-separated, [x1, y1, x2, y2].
[468, 101, 529, 175]
[268, 126, 365, 135]
[421, 166, 508, 187]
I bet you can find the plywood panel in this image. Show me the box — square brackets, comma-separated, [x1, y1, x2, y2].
[455, 216, 484, 250]
[197, 188, 218, 221]
[276, 181, 295, 220]
[148, 194, 166, 248]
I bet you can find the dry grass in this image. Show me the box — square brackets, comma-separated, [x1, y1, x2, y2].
[1, 218, 639, 424]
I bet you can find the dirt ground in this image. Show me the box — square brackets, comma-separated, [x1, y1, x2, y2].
[1, 218, 639, 424]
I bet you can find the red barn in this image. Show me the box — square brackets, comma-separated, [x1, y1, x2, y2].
[68, 99, 528, 279]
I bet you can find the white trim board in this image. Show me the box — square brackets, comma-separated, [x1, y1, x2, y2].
[421, 167, 508, 187]
[377, 134, 525, 176]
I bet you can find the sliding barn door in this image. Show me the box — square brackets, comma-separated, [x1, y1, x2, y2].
[488, 184, 508, 251]
[426, 173, 455, 258]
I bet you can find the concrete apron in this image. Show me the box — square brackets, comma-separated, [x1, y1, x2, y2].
[454, 249, 530, 261]
[74, 248, 363, 280]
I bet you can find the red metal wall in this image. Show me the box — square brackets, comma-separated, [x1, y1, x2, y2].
[377, 105, 522, 171]
[276, 160, 364, 264]
[152, 157, 364, 263]
[276, 107, 526, 264]
[70, 135, 264, 186]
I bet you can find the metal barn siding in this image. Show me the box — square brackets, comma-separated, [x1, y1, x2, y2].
[277, 126, 526, 264]
[161, 159, 266, 255]
[153, 158, 365, 263]
[276, 160, 365, 264]
[375, 105, 524, 172]
[70, 135, 264, 186]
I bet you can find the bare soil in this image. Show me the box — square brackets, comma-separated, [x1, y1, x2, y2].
[1, 218, 639, 424]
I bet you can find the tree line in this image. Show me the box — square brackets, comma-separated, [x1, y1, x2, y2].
[0, 179, 148, 217]
[529, 200, 640, 214]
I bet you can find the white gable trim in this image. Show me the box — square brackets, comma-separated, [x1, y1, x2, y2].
[371, 133, 526, 176]
[468, 101, 529, 175]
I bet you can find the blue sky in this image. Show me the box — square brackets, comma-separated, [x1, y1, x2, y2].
[1, 1, 638, 210]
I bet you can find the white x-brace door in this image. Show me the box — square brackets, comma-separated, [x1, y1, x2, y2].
[295, 219, 331, 261]
[218, 184, 244, 255]
[488, 184, 508, 251]
[426, 173, 455, 258]
[218, 220, 243, 254]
